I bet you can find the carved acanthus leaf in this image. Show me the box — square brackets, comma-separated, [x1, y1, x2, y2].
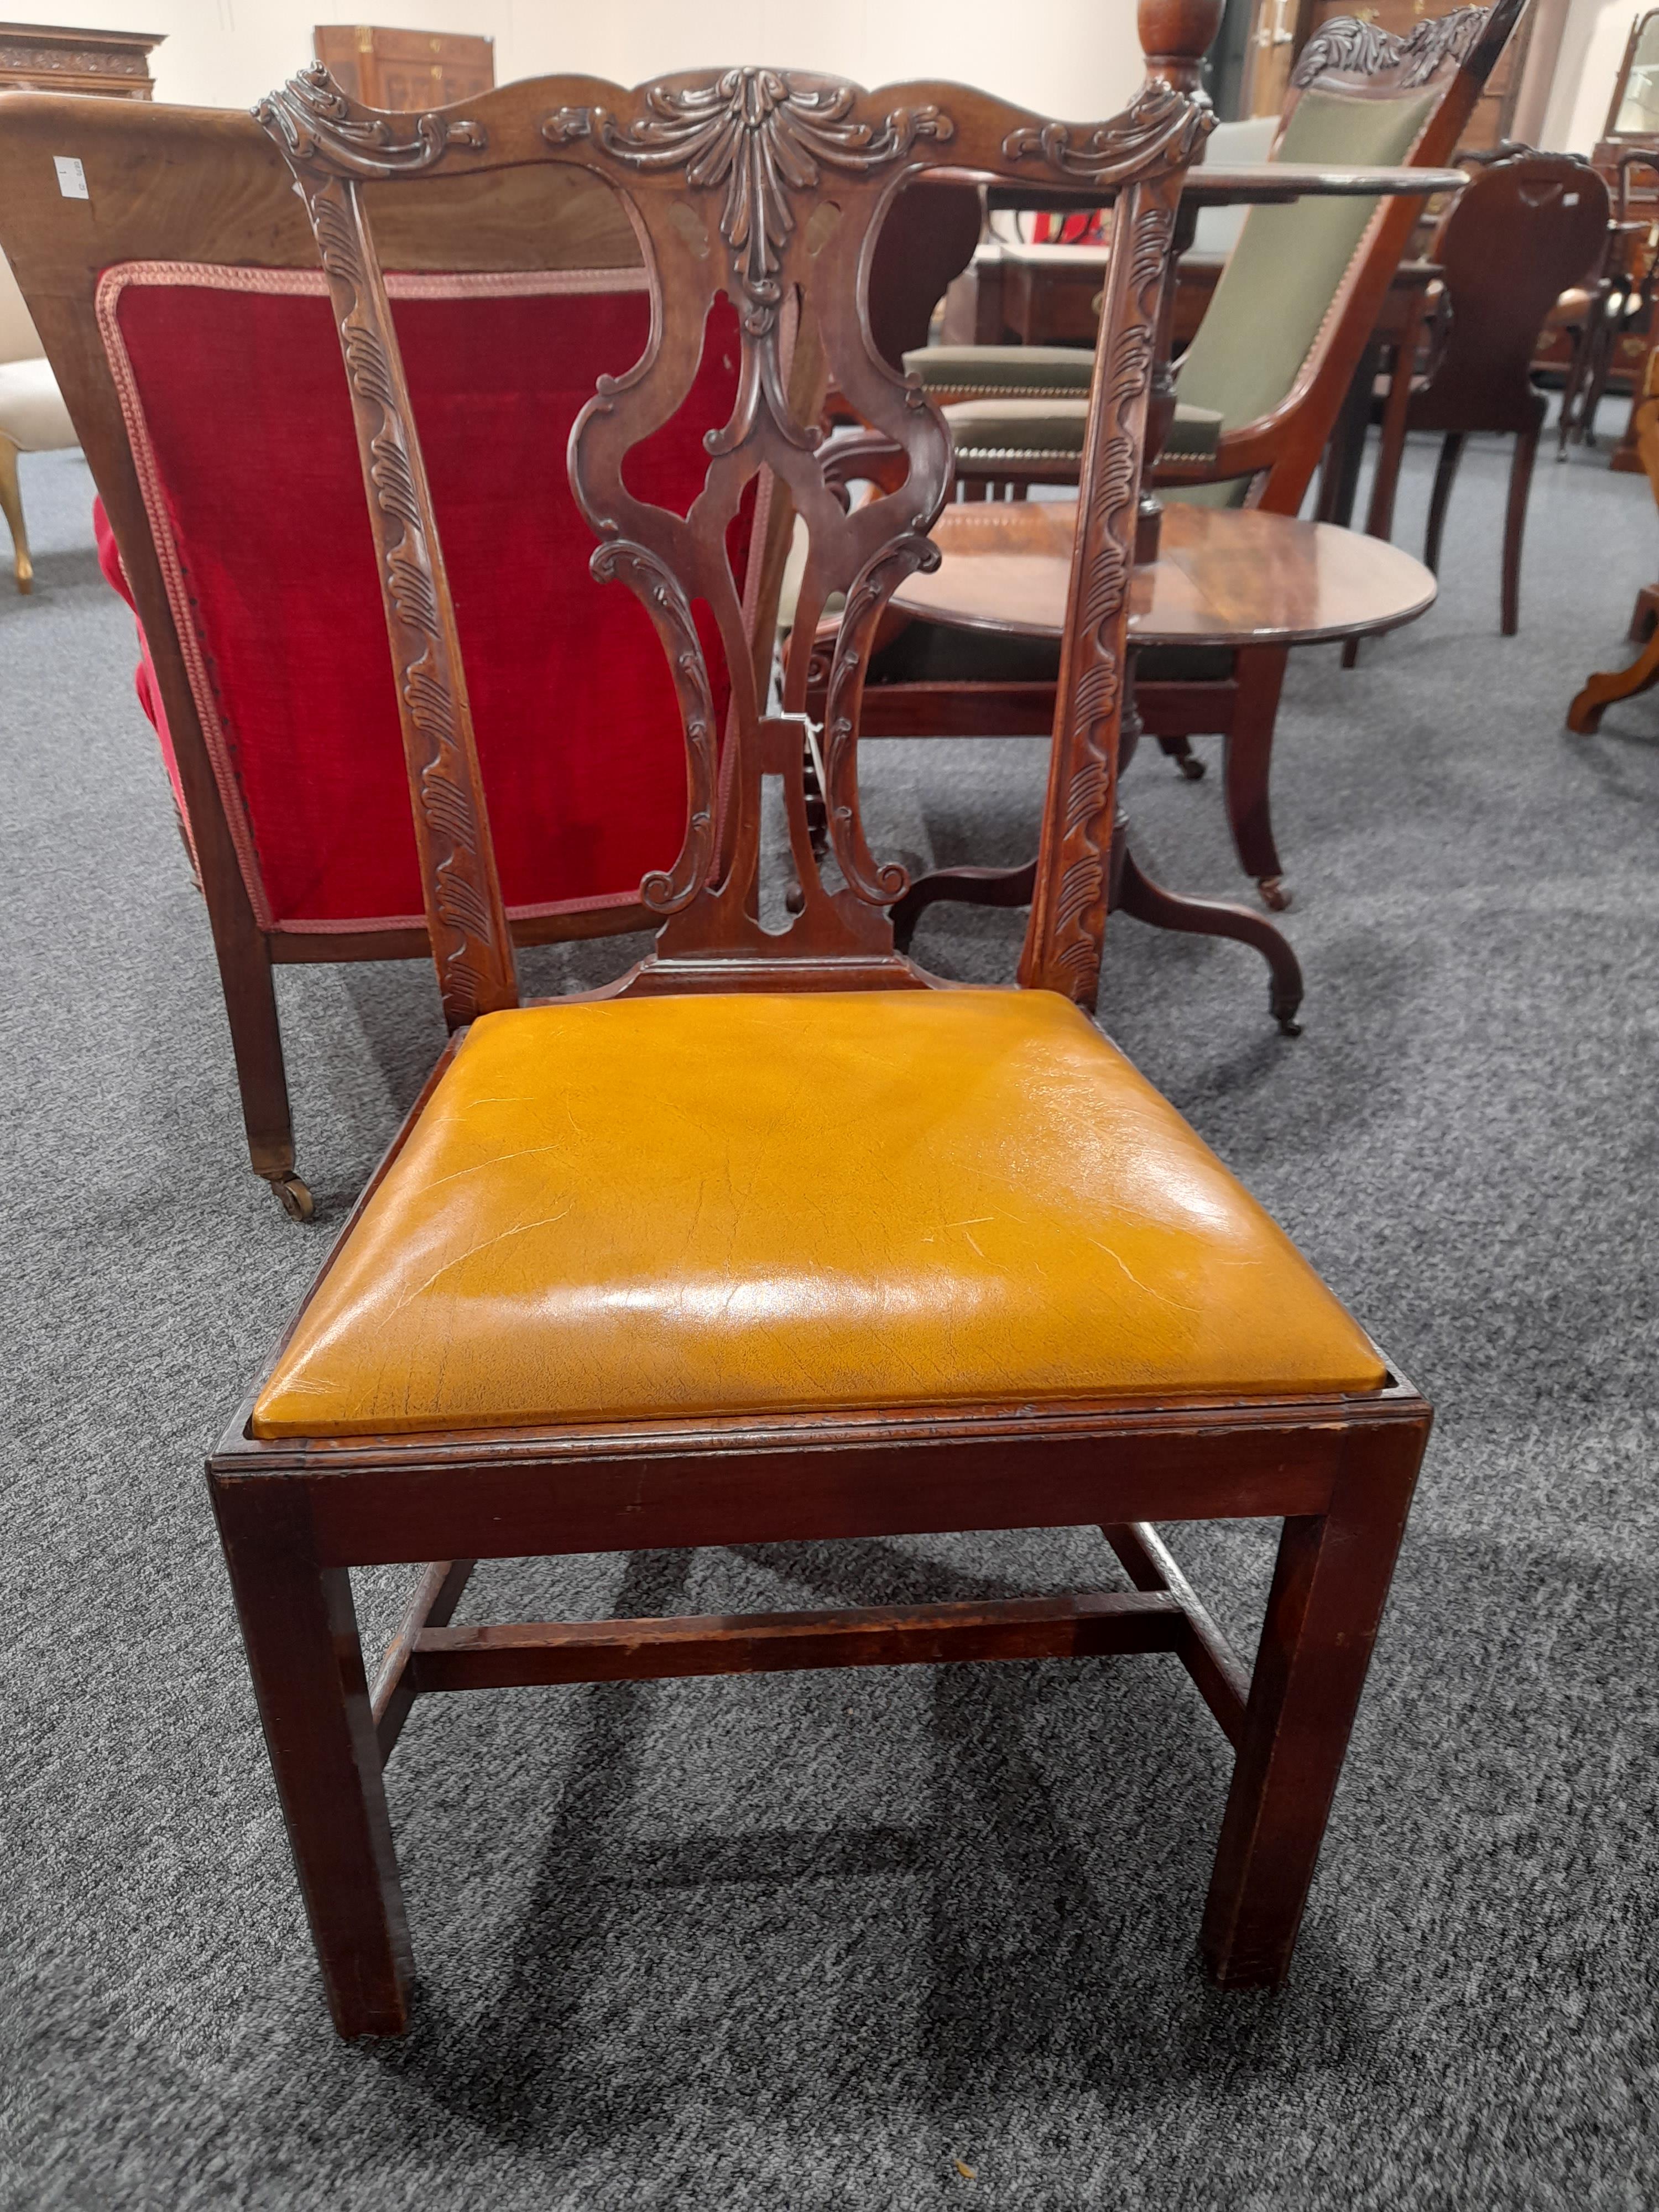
[1003, 77, 1212, 184]
[1291, 6, 1486, 91]
[254, 60, 486, 179]
[543, 69, 952, 316]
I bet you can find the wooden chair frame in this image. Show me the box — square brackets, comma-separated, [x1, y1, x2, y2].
[170, 48, 1431, 2041]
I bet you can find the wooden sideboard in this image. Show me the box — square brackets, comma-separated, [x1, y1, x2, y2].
[0, 22, 161, 99]
[311, 25, 494, 111]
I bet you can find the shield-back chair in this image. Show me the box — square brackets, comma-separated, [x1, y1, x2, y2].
[24, 43, 1436, 2039]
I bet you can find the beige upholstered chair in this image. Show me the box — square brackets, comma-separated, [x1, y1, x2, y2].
[0, 247, 78, 591]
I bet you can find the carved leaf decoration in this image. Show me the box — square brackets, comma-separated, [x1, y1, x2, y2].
[254, 59, 486, 178]
[545, 69, 952, 317]
[1291, 5, 1487, 91]
[1003, 78, 1212, 183]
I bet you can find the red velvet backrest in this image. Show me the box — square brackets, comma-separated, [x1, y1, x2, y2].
[100, 266, 748, 933]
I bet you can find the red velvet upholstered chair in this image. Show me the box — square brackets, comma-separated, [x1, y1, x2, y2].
[0, 105, 766, 1217]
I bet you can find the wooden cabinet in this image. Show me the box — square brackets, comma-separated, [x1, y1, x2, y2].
[311, 25, 494, 112]
[0, 21, 161, 100]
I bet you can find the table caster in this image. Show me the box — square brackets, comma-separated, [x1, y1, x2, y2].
[272, 1172, 315, 1223]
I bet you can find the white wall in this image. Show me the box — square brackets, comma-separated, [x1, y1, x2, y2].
[1542, 0, 1641, 152]
[4, 0, 1147, 123]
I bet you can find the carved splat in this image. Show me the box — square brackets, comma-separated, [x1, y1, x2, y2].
[258, 60, 1208, 1000]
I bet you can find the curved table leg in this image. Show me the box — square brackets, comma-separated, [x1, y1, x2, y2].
[890, 860, 1037, 953]
[1114, 834, 1304, 1035]
[1567, 628, 1659, 733]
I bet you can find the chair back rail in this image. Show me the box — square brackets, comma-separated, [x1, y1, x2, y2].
[257, 64, 1209, 1019]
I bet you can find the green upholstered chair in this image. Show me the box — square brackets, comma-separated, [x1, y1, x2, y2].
[846, 0, 1530, 916]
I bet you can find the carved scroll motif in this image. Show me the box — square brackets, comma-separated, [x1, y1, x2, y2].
[589, 542, 718, 914]
[1291, 6, 1487, 90]
[545, 70, 952, 331]
[255, 71, 514, 1024]
[1003, 78, 1212, 184]
[256, 60, 484, 176]
[1021, 184, 1177, 1008]
[820, 533, 943, 903]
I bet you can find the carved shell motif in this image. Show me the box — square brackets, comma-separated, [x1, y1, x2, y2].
[1291, 6, 1488, 92]
[544, 69, 952, 325]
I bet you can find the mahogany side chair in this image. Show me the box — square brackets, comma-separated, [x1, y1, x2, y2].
[832, 0, 1530, 917]
[62, 49, 1434, 2039]
[1361, 150, 1609, 637]
[0, 97, 780, 1220]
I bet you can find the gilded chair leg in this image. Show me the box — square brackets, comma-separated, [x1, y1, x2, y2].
[1422, 432, 1464, 577]
[0, 435, 32, 593]
[1501, 422, 1539, 638]
[211, 1479, 414, 2037]
[1201, 1418, 1428, 1988]
[1222, 647, 1291, 909]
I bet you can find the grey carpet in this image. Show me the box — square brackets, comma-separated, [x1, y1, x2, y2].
[3, 422, 1656, 2211]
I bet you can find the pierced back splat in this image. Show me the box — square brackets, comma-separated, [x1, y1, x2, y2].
[258, 61, 1210, 1013]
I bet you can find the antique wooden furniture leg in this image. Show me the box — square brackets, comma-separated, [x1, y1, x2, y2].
[1111, 679, 1305, 1034]
[216, 919, 309, 1218]
[1201, 1418, 1425, 1984]
[1423, 431, 1465, 575]
[1629, 583, 1659, 642]
[0, 431, 30, 592]
[1500, 418, 1540, 637]
[212, 1479, 413, 2036]
[1567, 627, 1659, 731]
[1223, 646, 1291, 909]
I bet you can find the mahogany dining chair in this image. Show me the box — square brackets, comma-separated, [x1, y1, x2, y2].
[7, 37, 1435, 2039]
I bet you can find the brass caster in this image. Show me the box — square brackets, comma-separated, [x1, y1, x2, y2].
[272, 1172, 315, 1223]
[1259, 877, 1292, 913]
[1275, 1010, 1303, 1038]
[1176, 754, 1206, 782]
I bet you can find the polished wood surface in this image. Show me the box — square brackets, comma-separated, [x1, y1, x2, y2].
[0, 20, 161, 98]
[894, 500, 1437, 648]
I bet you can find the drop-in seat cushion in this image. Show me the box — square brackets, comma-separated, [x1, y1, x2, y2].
[252, 989, 1386, 1439]
[943, 395, 1224, 462]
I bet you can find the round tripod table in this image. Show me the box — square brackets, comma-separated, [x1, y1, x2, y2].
[890, 500, 1437, 1031]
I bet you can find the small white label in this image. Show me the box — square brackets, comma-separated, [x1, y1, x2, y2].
[53, 155, 88, 201]
[1563, 191, 1579, 206]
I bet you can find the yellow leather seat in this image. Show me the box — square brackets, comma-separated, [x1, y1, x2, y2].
[252, 989, 1386, 1438]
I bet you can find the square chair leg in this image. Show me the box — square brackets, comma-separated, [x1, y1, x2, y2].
[212, 1479, 413, 2035]
[1201, 1422, 1423, 1986]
